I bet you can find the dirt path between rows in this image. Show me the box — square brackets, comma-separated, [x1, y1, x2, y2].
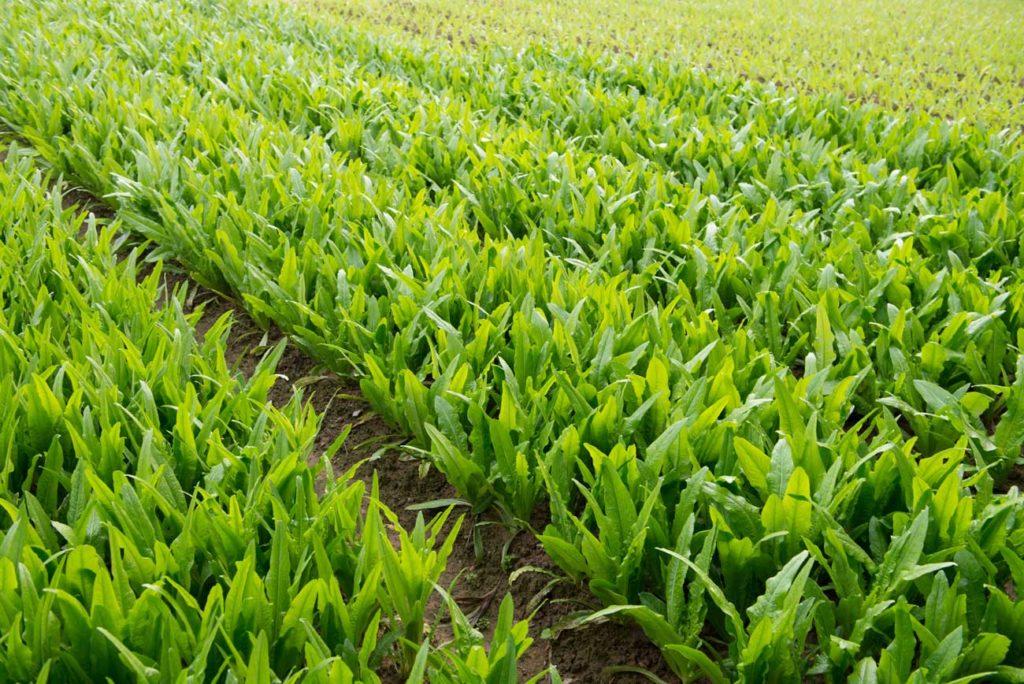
[4, 131, 677, 682]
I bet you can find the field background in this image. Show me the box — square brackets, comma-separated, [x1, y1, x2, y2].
[315, 0, 1024, 129]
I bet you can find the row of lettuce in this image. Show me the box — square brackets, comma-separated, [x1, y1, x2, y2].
[0, 147, 537, 681]
[2, 0, 1024, 679]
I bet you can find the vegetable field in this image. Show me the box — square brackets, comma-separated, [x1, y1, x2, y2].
[322, 0, 1024, 130]
[1, 0, 1023, 681]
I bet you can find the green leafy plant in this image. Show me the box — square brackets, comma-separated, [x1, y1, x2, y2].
[1, 0, 1024, 678]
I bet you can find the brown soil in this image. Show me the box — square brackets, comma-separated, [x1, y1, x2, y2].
[996, 461, 1024, 495]
[63, 185, 114, 218]
[11, 138, 679, 683]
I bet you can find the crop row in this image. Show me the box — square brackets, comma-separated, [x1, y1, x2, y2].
[2, 0, 1024, 679]
[0, 146, 538, 681]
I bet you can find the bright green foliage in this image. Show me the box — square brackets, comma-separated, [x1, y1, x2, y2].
[409, 592, 541, 684]
[0, 148, 533, 682]
[318, 0, 1024, 131]
[2, 0, 1024, 679]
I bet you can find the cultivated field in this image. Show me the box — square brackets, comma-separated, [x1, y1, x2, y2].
[1, 0, 1023, 681]
[322, 0, 1024, 129]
